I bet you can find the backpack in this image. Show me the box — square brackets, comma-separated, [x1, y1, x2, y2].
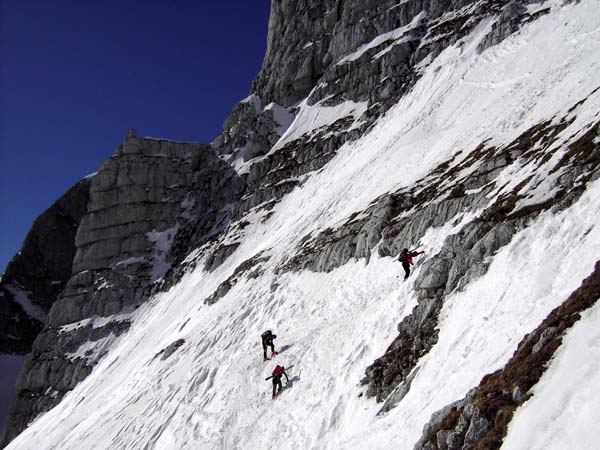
[262, 330, 272, 339]
[272, 365, 284, 376]
[398, 249, 408, 261]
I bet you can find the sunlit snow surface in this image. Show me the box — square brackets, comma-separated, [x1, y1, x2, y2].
[7, 1, 600, 449]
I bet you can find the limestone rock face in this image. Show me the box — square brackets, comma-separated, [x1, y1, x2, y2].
[252, 0, 541, 110]
[0, 136, 244, 445]
[252, 0, 337, 107]
[214, 0, 549, 231]
[0, 289, 43, 355]
[477, 2, 542, 53]
[0, 177, 91, 355]
[212, 94, 294, 164]
[48, 136, 243, 327]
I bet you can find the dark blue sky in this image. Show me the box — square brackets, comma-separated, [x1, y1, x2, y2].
[0, 0, 271, 273]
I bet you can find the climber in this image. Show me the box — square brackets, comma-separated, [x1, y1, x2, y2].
[268, 364, 289, 400]
[398, 247, 425, 280]
[261, 329, 278, 361]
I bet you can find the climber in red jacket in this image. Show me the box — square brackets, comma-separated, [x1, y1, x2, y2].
[398, 248, 425, 280]
[267, 365, 289, 399]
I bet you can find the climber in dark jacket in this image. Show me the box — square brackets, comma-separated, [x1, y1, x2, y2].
[398, 248, 425, 280]
[261, 330, 278, 361]
[269, 365, 289, 399]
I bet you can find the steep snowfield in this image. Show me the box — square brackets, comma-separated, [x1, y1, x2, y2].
[7, 1, 600, 449]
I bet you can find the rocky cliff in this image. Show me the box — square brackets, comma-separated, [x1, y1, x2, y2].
[0, 177, 91, 355]
[3, 1, 600, 449]
[1, 132, 245, 445]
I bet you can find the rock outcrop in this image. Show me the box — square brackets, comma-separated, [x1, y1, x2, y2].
[204, 0, 553, 282]
[0, 177, 91, 355]
[213, 0, 552, 233]
[255, 0, 548, 112]
[212, 94, 294, 164]
[0, 134, 244, 446]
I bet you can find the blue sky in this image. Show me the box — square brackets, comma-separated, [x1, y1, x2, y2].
[0, 0, 270, 273]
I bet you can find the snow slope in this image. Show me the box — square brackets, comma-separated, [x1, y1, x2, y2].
[7, 1, 600, 449]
